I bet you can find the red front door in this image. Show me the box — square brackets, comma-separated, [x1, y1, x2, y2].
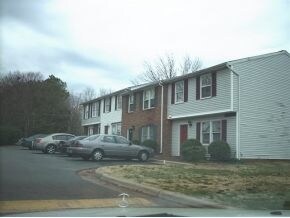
[180, 124, 188, 146]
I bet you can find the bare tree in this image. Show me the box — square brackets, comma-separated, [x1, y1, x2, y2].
[97, 88, 112, 97]
[181, 55, 202, 75]
[132, 54, 202, 85]
[81, 87, 96, 102]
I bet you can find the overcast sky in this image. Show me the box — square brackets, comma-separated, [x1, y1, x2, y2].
[1, 0, 290, 93]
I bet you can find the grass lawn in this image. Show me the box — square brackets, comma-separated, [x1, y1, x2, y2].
[99, 161, 290, 210]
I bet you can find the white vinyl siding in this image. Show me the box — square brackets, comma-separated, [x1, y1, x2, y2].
[168, 69, 231, 117]
[231, 52, 290, 159]
[171, 115, 236, 157]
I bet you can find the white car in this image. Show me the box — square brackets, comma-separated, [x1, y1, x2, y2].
[34, 133, 75, 154]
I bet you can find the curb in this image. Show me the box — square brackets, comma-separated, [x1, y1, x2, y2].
[95, 168, 227, 209]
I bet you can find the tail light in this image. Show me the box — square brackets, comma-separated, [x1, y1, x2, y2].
[75, 141, 83, 147]
[35, 138, 42, 144]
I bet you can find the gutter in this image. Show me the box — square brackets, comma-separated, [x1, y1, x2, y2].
[226, 63, 241, 160]
[159, 81, 164, 154]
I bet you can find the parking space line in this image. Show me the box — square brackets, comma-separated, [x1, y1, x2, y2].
[0, 198, 155, 214]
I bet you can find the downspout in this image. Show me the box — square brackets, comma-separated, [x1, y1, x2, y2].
[159, 81, 164, 154]
[226, 63, 241, 160]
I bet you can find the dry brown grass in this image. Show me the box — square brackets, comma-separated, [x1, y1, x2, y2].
[99, 161, 290, 209]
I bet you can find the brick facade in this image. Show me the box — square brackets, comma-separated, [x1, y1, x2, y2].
[121, 85, 172, 158]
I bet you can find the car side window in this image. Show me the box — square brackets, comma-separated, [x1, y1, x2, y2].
[66, 135, 74, 140]
[102, 136, 116, 143]
[115, 136, 129, 144]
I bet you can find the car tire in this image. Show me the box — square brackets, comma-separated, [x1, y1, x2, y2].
[138, 151, 149, 162]
[46, 144, 56, 154]
[92, 150, 103, 161]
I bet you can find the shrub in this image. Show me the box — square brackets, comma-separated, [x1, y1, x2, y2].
[181, 139, 206, 162]
[208, 140, 231, 161]
[0, 126, 22, 146]
[131, 139, 140, 145]
[141, 139, 158, 152]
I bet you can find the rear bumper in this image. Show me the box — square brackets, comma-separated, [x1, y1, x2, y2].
[67, 147, 91, 156]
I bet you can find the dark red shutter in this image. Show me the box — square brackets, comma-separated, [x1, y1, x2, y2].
[124, 96, 128, 113]
[109, 97, 112, 112]
[140, 91, 143, 109]
[133, 93, 137, 111]
[196, 122, 201, 141]
[196, 76, 200, 100]
[115, 95, 117, 110]
[171, 82, 175, 104]
[221, 120, 227, 142]
[83, 105, 86, 119]
[212, 72, 217, 97]
[103, 99, 105, 113]
[154, 86, 158, 106]
[184, 79, 188, 102]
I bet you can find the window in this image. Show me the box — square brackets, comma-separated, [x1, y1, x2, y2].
[117, 95, 122, 110]
[84, 105, 89, 119]
[105, 98, 111, 113]
[115, 136, 129, 144]
[141, 125, 154, 142]
[92, 102, 97, 117]
[175, 81, 184, 103]
[143, 88, 155, 110]
[201, 120, 221, 144]
[102, 136, 115, 143]
[201, 74, 212, 98]
[202, 122, 210, 144]
[112, 123, 121, 135]
[128, 94, 134, 112]
[212, 121, 221, 141]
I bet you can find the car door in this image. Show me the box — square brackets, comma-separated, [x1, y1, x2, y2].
[115, 136, 135, 157]
[100, 135, 118, 156]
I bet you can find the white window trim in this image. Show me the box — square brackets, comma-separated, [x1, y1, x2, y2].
[105, 98, 110, 113]
[200, 74, 212, 99]
[143, 88, 155, 110]
[117, 95, 122, 110]
[201, 120, 222, 145]
[92, 102, 97, 118]
[128, 94, 134, 113]
[175, 80, 184, 104]
[84, 105, 89, 119]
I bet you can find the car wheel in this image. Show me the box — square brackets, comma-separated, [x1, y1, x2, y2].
[46, 144, 56, 154]
[138, 151, 149, 162]
[92, 150, 103, 161]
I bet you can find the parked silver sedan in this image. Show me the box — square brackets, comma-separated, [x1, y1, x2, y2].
[67, 134, 154, 161]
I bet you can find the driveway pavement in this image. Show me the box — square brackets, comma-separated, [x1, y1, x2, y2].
[0, 145, 182, 214]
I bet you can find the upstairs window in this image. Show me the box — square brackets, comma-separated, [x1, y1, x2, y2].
[143, 88, 155, 110]
[128, 94, 134, 112]
[84, 105, 89, 119]
[201, 74, 212, 98]
[92, 102, 97, 117]
[105, 98, 111, 113]
[117, 95, 122, 110]
[175, 81, 184, 103]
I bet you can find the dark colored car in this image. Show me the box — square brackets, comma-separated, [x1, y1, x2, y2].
[22, 134, 48, 150]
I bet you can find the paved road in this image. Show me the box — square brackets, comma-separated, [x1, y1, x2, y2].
[0, 145, 153, 201]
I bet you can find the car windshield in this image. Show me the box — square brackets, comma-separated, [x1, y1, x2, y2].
[1, 0, 289, 216]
